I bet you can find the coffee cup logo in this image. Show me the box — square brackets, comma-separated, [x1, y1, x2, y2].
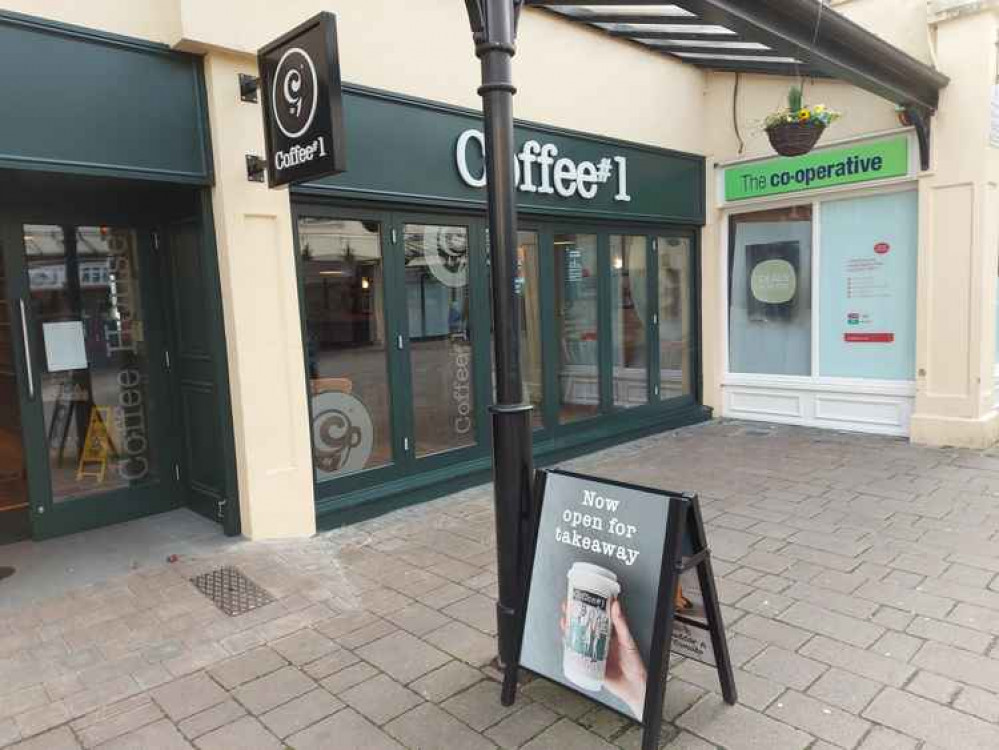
[426, 233, 469, 288]
[272, 47, 318, 139]
[311, 391, 373, 477]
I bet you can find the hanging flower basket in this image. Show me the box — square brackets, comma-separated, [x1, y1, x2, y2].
[763, 86, 841, 158]
[766, 120, 826, 157]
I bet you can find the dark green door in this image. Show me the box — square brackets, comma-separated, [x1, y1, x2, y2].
[160, 214, 238, 532]
[0, 220, 179, 539]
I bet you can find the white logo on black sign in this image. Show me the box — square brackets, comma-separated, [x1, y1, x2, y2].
[272, 47, 318, 139]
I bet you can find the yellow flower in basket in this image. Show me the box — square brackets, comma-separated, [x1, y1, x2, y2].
[798, 109, 811, 123]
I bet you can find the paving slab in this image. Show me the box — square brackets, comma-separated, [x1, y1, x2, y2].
[285, 707, 404, 750]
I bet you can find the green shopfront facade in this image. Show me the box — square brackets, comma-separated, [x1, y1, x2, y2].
[0, 13, 238, 541]
[291, 86, 708, 526]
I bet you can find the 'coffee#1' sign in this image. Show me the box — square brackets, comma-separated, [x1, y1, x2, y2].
[456, 129, 632, 203]
[258, 12, 346, 187]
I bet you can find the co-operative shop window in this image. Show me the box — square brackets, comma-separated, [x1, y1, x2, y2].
[818, 191, 918, 380]
[729, 206, 813, 376]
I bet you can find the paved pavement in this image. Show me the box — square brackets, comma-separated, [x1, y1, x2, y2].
[3, 419, 999, 749]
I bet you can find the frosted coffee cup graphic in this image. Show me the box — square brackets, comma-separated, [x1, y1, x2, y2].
[563, 562, 620, 692]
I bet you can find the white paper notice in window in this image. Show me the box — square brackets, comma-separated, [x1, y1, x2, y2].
[43, 321, 88, 372]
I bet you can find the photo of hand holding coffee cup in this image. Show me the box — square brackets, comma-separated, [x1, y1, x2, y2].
[559, 566, 648, 719]
[521, 473, 670, 722]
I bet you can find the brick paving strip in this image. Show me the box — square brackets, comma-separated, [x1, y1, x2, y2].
[3, 420, 999, 749]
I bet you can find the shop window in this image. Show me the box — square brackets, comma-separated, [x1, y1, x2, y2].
[818, 191, 918, 379]
[658, 236, 693, 399]
[298, 217, 393, 479]
[403, 224, 476, 457]
[610, 235, 648, 408]
[729, 206, 813, 376]
[555, 233, 600, 422]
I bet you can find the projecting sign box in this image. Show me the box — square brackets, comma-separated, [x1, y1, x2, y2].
[258, 12, 346, 187]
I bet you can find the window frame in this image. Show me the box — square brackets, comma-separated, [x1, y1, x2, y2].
[721, 183, 920, 388]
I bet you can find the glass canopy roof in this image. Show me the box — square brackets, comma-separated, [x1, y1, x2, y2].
[526, 0, 844, 76]
[535, 1, 815, 75]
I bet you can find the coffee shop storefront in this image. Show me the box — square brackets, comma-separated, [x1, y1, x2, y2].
[291, 86, 709, 525]
[0, 13, 238, 542]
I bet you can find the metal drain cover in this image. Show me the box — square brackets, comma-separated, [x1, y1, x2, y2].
[190, 566, 274, 616]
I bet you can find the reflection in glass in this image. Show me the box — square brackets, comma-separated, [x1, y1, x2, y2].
[728, 206, 813, 376]
[517, 233, 545, 427]
[658, 237, 692, 399]
[404, 224, 476, 457]
[555, 233, 600, 422]
[26, 225, 157, 502]
[610, 235, 648, 408]
[487, 231, 544, 429]
[298, 218, 392, 479]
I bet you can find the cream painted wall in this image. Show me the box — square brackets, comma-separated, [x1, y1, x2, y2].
[704, 73, 900, 162]
[0, 1, 706, 153]
[910, 8, 999, 447]
[831, 0, 932, 65]
[171, 2, 707, 154]
[0, 0, 180, 43]
[200, 51, 316, 539]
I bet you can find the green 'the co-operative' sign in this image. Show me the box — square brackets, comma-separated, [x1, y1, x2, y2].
[724, 136, 910, 201]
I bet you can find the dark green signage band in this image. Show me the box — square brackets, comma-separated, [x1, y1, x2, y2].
[724, 136, 910, 202]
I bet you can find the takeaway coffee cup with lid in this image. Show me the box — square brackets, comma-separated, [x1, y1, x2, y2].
[563, 562, 621, 691]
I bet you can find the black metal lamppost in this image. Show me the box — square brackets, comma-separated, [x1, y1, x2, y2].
[463, 0, 533, 696]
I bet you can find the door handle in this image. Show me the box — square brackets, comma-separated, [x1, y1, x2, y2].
[18, 299, 34, 400]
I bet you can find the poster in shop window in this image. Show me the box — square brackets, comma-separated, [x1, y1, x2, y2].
[746, 241, 799, 322]
[818, 192, 918, 379]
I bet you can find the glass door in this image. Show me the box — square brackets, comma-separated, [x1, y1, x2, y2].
[554, 232, 601, 423]
[295, 208, 489, 498]
[0, 239, 30, 543]
[654, 234, 696, 402]
[296, 213, 404, 489]
[610, 235, 650, 408]
[396, 216, 488, 465]
[2, 222, 179, 538]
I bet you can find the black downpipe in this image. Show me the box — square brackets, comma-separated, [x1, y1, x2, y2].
[466, 0, 534, 692]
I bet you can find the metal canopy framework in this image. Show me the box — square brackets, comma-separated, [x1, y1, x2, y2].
[527, 0, 949, 114]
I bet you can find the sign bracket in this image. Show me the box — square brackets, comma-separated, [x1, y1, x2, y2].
[238, 73, 260, 103]
[245, 155, 266, 183]
[257, 11, 347, 187]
